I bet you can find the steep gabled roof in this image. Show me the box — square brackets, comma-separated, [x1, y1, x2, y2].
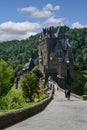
[23, 58, 34, 71]
[53, 41, 63, 53]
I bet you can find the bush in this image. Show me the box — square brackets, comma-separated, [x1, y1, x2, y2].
[0, 87, 26, 110]
[39, 92, 49, 101]
[84, 82, 87, 94]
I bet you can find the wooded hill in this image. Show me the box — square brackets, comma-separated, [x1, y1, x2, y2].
[0, 26, 87, 79]
[0, 34, 39, 78]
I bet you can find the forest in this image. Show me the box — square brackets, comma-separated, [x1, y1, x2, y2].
[66, 27, 87, 70]
[0, 34, 39, 79]
[0, 26, 87, 78]
[0, 26, 87, 98]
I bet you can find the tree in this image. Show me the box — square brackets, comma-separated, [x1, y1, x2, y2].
[0, 59, 14, 97]
[32, 66, 43, 79]
[21, 67, 43, 102]
[75, 54, 84, 70]
[21, 72, 39, 102]
[66, 28, 87, 71]
[82, 48, 87, 69]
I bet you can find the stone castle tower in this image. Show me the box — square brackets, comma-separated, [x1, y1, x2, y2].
[39, 26, 74, 84]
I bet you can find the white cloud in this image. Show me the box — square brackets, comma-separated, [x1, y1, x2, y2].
[44, 16, 65, 26]
[33, 10, 52, 18]
[0, 3, 63, 42]
[54, 6, 60, 10]
[0, 21, 41, 42]
[18, 6, 37, 13]
[71, 22, 87, 28]
[18, 3, 60, 18]
[18, 6, 52, 18]
[43, 3, 60, 11]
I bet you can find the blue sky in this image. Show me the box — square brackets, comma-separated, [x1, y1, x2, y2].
[0, 0, 87, 42]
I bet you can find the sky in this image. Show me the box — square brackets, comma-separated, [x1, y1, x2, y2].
[0, 0, 87, 42]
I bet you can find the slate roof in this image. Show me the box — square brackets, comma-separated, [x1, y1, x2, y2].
[53, 42, 63, 53]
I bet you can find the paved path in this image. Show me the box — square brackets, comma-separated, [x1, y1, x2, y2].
[5, 84, 87, 130]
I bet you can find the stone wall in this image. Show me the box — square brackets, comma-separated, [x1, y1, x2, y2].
[82, 95, 87, 100]
[0, 95, 52, 129]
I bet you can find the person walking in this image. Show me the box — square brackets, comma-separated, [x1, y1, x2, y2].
[67, 89, 71, 100]
[52, 85, 55, 99]
[65, 89, 68, 98]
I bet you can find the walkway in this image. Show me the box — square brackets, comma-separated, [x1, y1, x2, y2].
[5, 84, 87, 130]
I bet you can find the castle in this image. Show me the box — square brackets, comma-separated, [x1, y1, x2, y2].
[39, 26, 74, 84]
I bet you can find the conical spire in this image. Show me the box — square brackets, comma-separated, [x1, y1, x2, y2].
[65, 50, 70, 63]
[66, 38, 71, 48]
[54, 23, 61, 38]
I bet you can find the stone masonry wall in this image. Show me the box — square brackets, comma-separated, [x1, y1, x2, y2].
[0, 95, 52, 129]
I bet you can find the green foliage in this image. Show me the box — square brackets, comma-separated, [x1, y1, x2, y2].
[68, 71, 87, 96]
[66, 28, 87, 70]
[83, 70, 87, 75]
[21, 67, 44, 102]
[0, 26, 87, 97]
[0, 87, 26, 110]
[84, 82, 87, 94]
[72, 80, 84, 96]
[32, 66, 43, 79]
[0, 26, 87, 76]
[0, 59, 14, 97]
[39, 93, 49, 101]
[21, 71, 39, 101]
[0, 34, 40, 79]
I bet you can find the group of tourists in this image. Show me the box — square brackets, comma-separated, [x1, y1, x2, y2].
[45, 78, 71, 100]
[51, 87, 71, 100]
[65, 89, 71, 100]
[47, 82, 71, 100]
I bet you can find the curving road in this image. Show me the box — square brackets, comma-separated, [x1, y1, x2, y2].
[5, 84, 87, 130]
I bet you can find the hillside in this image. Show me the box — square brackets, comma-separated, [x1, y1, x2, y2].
[0, 26, 87, 96]
[0, 34, 40, 78]
[66, 28, 87, 70]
